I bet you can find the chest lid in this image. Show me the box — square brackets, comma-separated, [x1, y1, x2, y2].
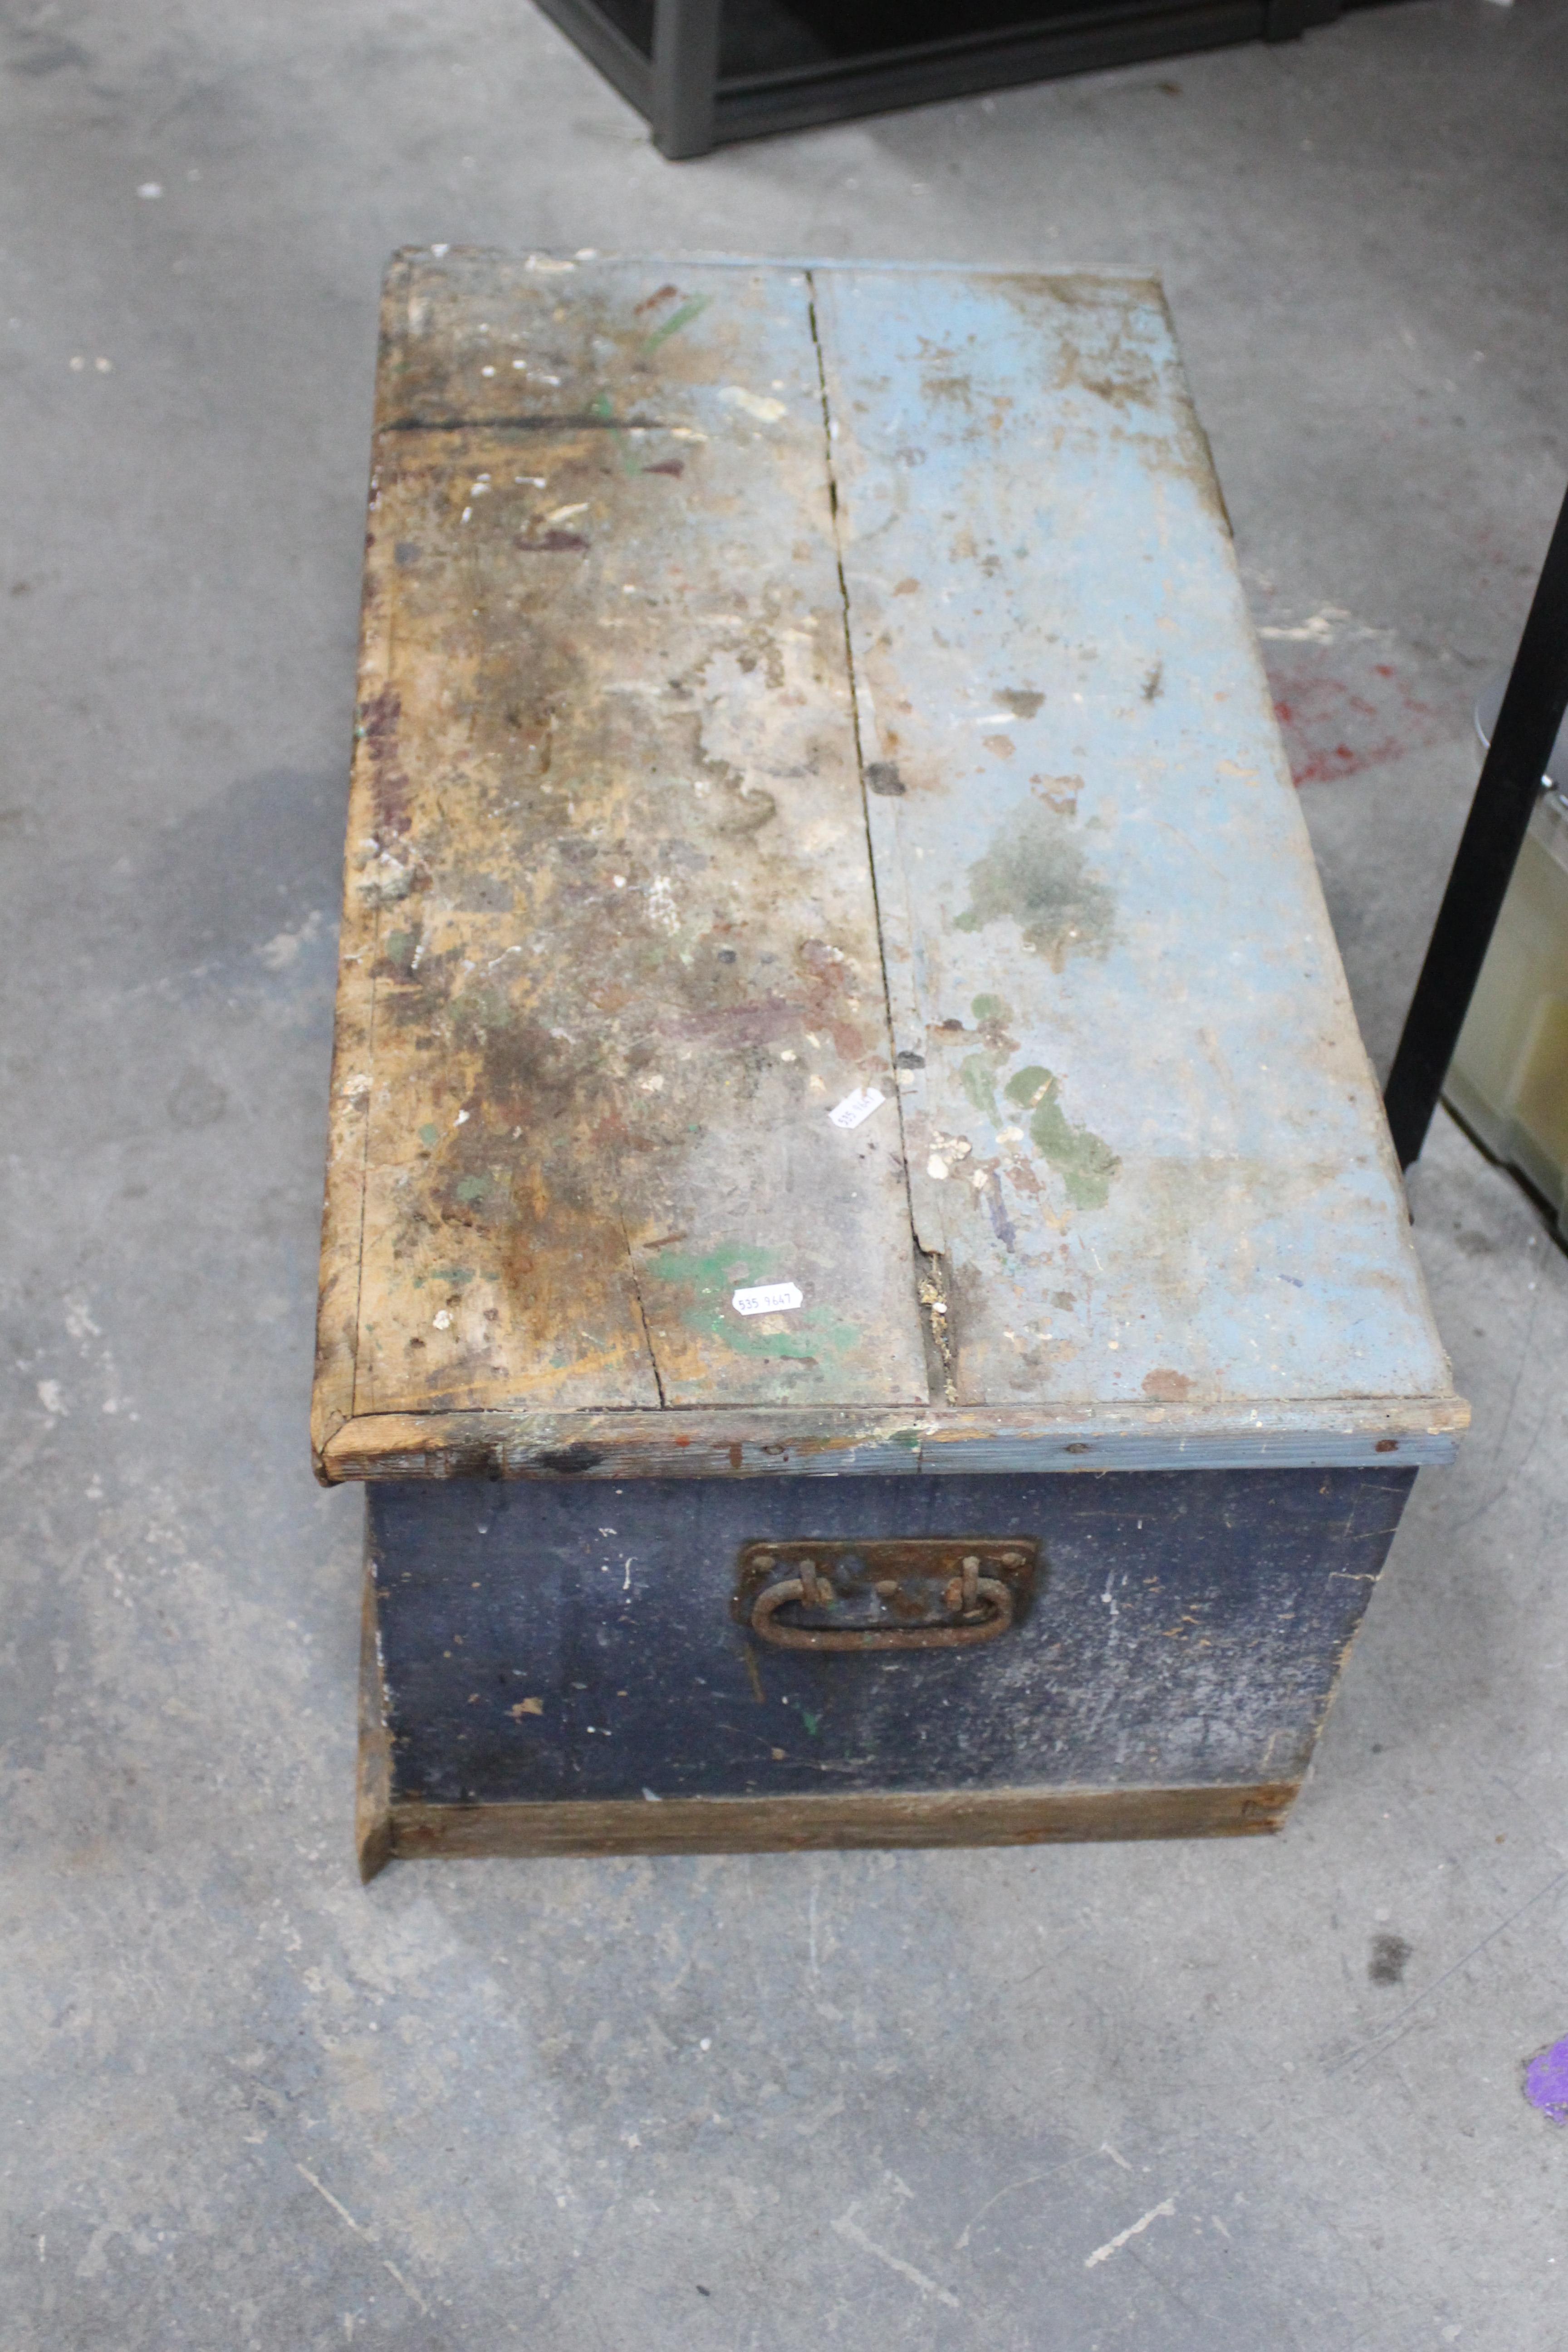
[313, 252, 1465, 1483]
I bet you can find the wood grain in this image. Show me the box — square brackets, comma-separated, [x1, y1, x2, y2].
[326, 252, 926, 1450]
[813, 267, 1456, 1416]
[370, 1784, 1294, 1867]
[322, 1392, 1465, 1480]
[314, 253, 1465, 1485]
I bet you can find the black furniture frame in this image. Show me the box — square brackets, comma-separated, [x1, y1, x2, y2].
[535, 0, 1354, 158]
[1386, 480, 1568, 1173]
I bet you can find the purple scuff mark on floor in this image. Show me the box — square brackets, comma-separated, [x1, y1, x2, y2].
[1523, 2038, 1568, 2123]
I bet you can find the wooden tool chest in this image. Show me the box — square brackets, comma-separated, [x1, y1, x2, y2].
[314, 251, 1466, 1874]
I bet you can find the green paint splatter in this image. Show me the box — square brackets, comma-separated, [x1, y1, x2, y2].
[384, 928, 416, 970]
[454, 1174, 491, 1204]
[426, 1264, 477, 1287]
[592, 390, 642, 476]
[1004, 1066, 1119, 1210]
[645, 1241, 861, 1368]
[971, 993, 1011, 1024]
[959, 1052, 1000, 1122]
[954, 805, 1116, 966]
[643, 294, 709, 352]
[802, 1710, 821, 1737]
[450, 985, 513, 1046]
[419, 1123, 440, 1149]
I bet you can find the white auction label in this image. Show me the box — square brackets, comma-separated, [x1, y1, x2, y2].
[731, 1282, 803, 1317]
[828, 1085, 886, 1131]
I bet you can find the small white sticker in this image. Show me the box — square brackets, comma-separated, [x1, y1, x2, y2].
[732, 1282, 803, 1317]
[828, 1085, 885, 1131]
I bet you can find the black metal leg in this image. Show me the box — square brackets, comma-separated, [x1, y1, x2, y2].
[1384, 480, 1568, 1172]
[651, 0, 721, 159]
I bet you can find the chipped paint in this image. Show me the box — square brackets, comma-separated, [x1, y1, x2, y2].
[313, 256, 1463, 1481]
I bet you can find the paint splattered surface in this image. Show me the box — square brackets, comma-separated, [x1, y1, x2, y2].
[314, 255, 1462, 1478]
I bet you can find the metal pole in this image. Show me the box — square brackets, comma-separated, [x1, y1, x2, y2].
[651, 0, 721, 159]
[1384, 478, 1568, 1171]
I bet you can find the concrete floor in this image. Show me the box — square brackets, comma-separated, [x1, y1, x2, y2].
[4, 0, 1568, 2342]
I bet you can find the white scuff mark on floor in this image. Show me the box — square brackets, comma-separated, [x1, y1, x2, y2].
[833, 2210, 960, 2308]
[379, 2260, 429, 2315]
[1084, 2196, 1176, 2267]
[36, 1380, 66, 1416]
[296, 2165, 429, 2314]
[64, 1294, 101, 1343]
[259, 908, 324, 970]
[1255, 604, 1382, 644]
[297, 2164, 372, 2239]
[953, 2149, 1097, 2249]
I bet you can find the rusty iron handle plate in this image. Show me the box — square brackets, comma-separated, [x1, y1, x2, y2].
[737, 1539, 1035, 1653]
[751, 1563, 1013, 1651]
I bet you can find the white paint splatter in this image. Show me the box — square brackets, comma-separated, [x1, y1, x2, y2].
[65, 1295, 101, 1343]
[258, 909, 323, 970]
[719, 385, 787, 424]
[36, 1381, 65, 1416]
[1084, 2198, 1175, 2268]
[833, 2212, 960, 2308]
[1256, 604, 1353, 643]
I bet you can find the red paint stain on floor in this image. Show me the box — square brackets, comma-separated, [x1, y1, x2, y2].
[1266, 652, 1443, 787]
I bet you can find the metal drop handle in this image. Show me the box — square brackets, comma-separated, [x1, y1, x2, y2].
[749, 1554, 1015, 1652]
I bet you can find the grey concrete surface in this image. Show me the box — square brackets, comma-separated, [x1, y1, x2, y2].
[4, 2, 1568, 2343]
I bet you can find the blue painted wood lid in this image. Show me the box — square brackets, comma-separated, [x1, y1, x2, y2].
[313, 255, 1465, 1482]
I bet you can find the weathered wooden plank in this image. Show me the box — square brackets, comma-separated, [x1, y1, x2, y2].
[321, 1393, 1465, 1481]
[316, 254, 1464, 1486]
[322, 252, 927, 1457]
[310, 271, 406, 1469]
[377, 1784, 1293, 1867]
[811, 266, 1455, 1416]
[362, 1464, 1408, 1826]
[355, 1539, 394, 1883]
